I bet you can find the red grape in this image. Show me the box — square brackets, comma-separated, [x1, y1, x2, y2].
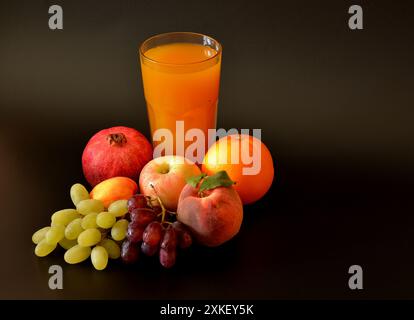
[179, 231, 192, 249]
[130, 208, 156, 226]
[143, 221, 164, 247]
[121, 240, 139, 264]
[172, 221, 192, 249]
[171, 221, 182, 230]
[125, 197, 192, 268]
[161, 225, 177, 251]
[126, 221, 144, 243]
[127, 194, 147, 212]
[159, 248, 176, 268]
[141, 242, 158, 256]
[152, 206, 162, 215]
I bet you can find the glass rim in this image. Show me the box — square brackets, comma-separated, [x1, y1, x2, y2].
[139, 32, 222, 66]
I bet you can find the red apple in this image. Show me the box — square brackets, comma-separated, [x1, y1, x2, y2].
[139, 156, 201, 211]
[177, 184, 243, 247]
[82, 126, 153, 187]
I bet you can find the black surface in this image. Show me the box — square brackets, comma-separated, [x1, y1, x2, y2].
[1, 0, 414, 299]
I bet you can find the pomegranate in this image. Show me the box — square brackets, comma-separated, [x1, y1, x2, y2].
[82, 126, 153, 187]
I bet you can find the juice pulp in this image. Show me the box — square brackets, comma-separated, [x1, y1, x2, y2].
[140, 43, 221, 155]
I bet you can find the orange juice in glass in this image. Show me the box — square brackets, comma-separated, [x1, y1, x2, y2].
[139, 32, 222, 158]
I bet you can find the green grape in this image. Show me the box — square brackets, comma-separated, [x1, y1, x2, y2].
[100, 238, 120, 259]
[35, 239, 57, 257]
[111, 219, 129, 241]
[45, 225, 65, 245]
[108, 200, 128, 217]
[64, 245, 91, 264]
[81, 212, 98, 229]
[76, 199, 104, 215]
[32, 226, 50, 244]
[91, 246, 108, 271]
[51, 209, 80, 226]
[65, 218, 84, 240]
[59, 237, 78, 250]
[50, 220, 64, 227]
[70, 183, 90, 206]
[96, 212, 116, 229]
[77, 228, 101, 247]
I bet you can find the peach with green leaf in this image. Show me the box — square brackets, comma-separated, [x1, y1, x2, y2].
[177, 171, 243, 247]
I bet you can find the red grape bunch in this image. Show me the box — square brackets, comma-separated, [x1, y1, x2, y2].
[121, 194, 192, 268]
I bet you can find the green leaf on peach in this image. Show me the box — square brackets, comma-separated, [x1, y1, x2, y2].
[186, 173, 207, 188]
[199, 170, 235, 192]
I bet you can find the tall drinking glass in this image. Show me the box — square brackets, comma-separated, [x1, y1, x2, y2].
[139, 32, 222, 159]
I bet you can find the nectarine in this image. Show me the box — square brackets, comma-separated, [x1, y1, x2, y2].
[90, 177, 138, 208]
[177, 183, 243, 247]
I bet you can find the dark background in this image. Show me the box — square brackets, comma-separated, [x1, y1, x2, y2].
[0, 0, 413, 299]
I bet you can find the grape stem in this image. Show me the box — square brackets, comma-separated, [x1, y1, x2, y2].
[149, 183, 167, 224]
[160, 221, 171, 228]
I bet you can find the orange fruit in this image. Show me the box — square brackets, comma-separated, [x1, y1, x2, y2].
[202, 134, 274, 205]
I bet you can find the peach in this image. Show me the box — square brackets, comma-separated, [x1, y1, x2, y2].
[139, 156, 201, 211]
[90, 176, 138, 208]
[177, 184, 243, 247]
